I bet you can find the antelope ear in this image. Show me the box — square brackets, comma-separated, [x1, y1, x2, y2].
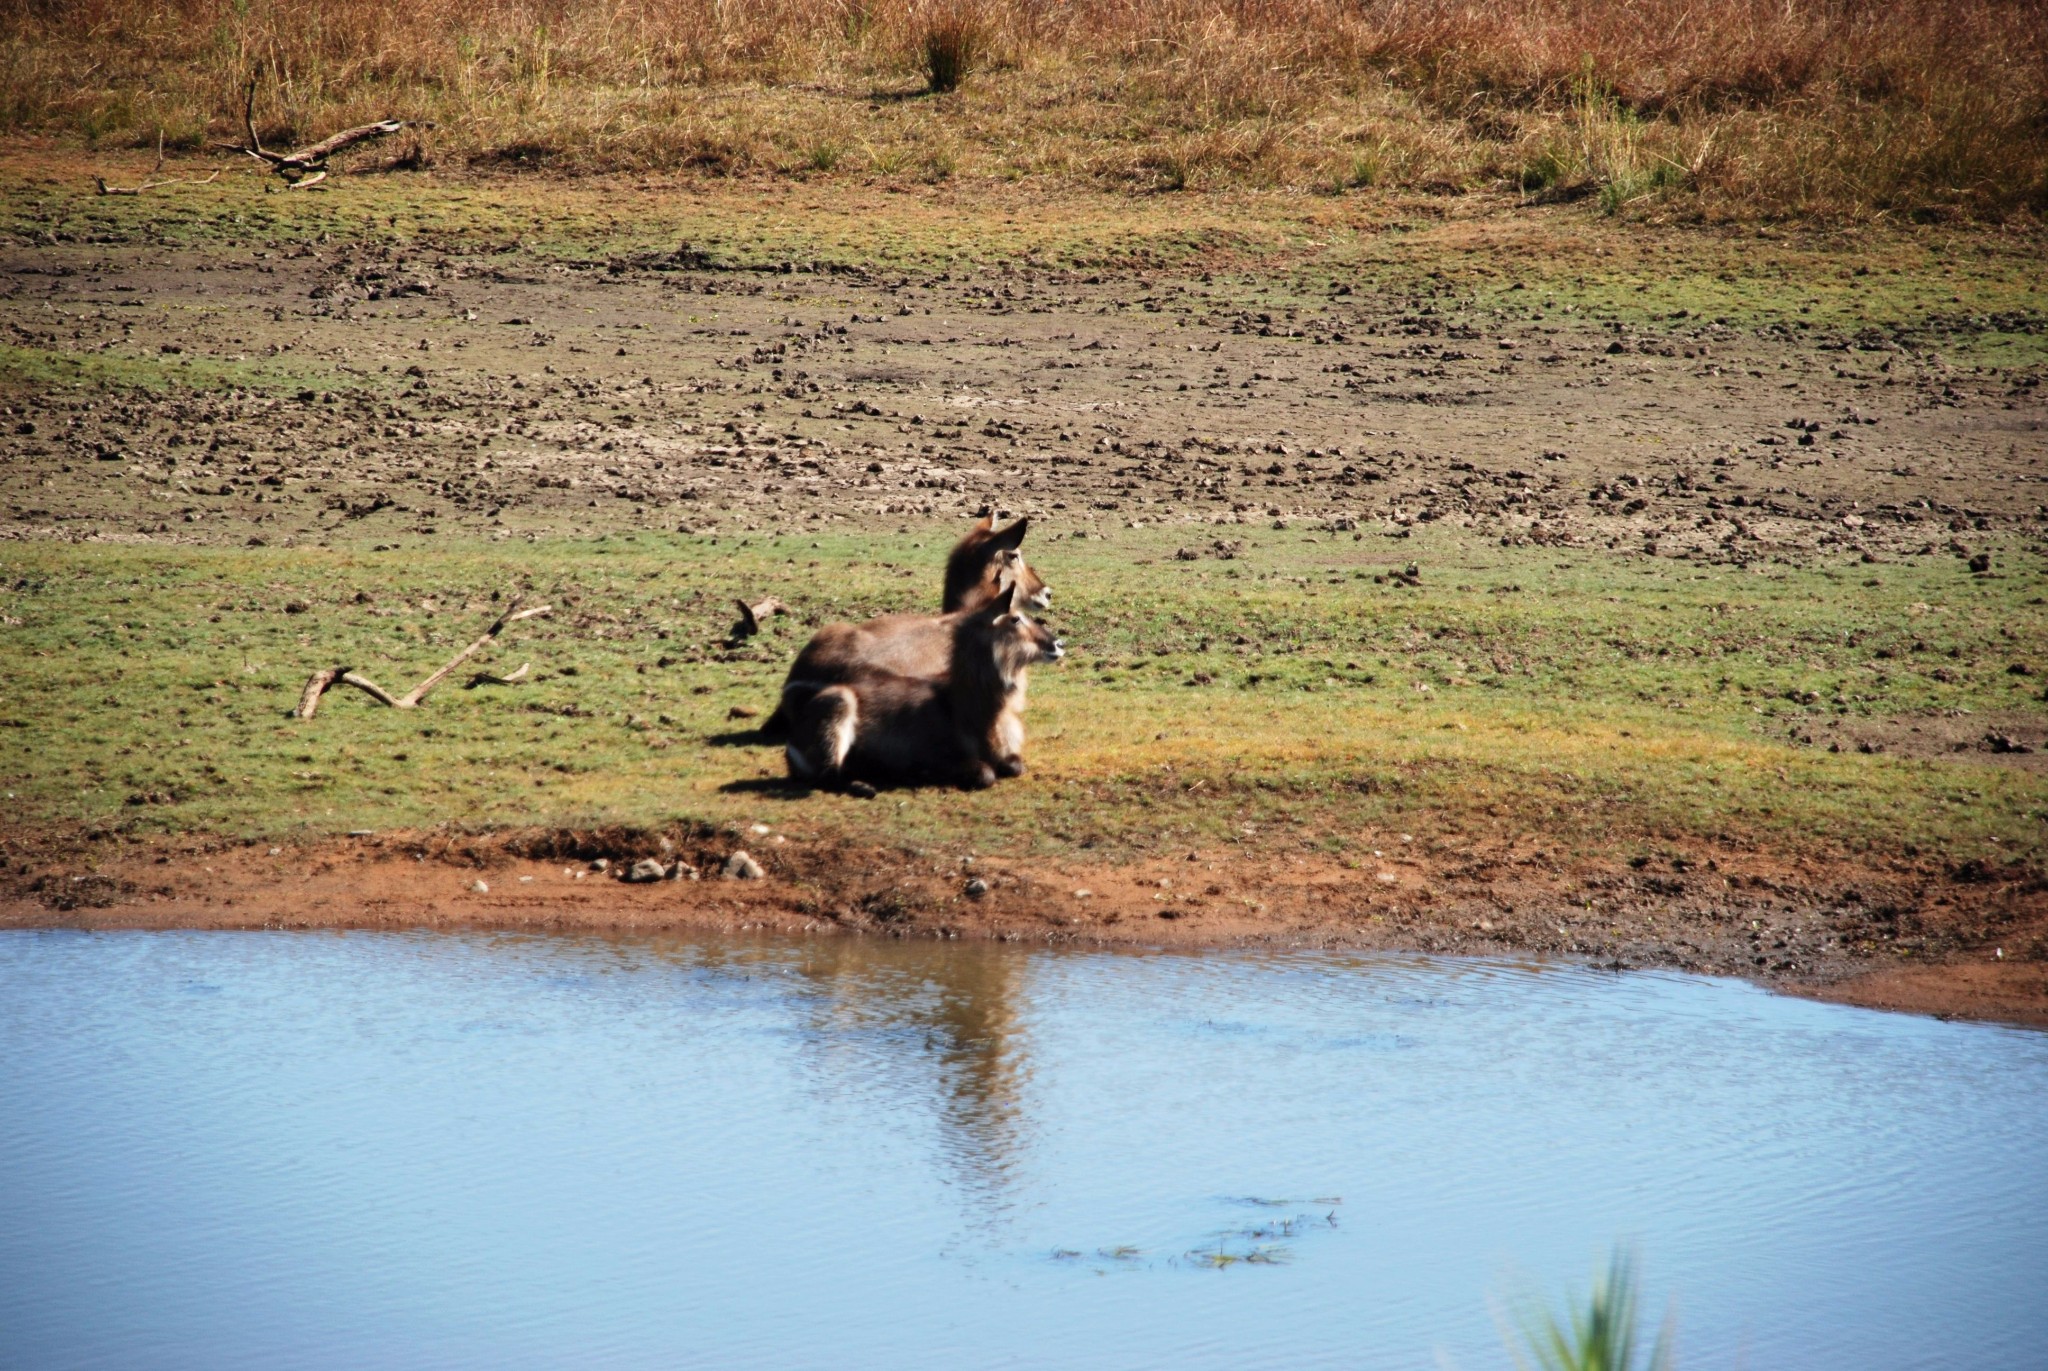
[991, 516, 1029, 550]
[995, 580, 1022, 616]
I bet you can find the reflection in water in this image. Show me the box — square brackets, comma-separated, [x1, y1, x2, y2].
[777, 939, 1031, 1215]
[4, 930, 2048, 1371]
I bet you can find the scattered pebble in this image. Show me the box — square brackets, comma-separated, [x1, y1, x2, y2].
[724, 851, 765, 880]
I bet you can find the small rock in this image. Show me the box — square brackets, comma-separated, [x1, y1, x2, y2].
[1072, 888, 1093, 899]
[728, 705, 760, 720]
[624, 858, 667, 883]
[965, 877, 990, 899]
[669, 862, 700, 881]
[724, 851, 765, 880]
[470, 880, 489, 894]
[592, 857, 610, 873]
[1985, 732, 2034, 755]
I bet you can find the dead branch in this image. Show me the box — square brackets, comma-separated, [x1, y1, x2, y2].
[296, 667, 344, 718]
[465, 662, 531, 690]
[729, 595, 788, 639]
[292, 668, 403, 720]
[339, 671, 404, 708]
[212, 76, 403, 189]
[96, 129, 223, 195]
[399, 602, 550, 707]
[294, 599, 551, 719]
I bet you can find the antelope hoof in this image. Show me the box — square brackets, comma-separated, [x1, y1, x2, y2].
[995, 757, 1026, 778]
[846, 780, 878, 799]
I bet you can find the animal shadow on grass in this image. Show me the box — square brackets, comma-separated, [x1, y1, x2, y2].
[718, 773, 905, 801]
[705, 728, 773, 749]
[708, 728, 818, 798]
[718, 776, 816, 800]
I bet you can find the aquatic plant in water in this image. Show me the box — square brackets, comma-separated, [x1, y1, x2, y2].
[1511, 1248, 1673, 1371]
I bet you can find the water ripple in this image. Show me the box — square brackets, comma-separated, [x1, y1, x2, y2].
[1, 929, 2044, 1370]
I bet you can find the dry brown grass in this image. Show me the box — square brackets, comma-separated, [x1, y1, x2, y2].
[6, 0, 2045, 218]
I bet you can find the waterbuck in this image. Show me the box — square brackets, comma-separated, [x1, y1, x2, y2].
[762, 515, 1049, 738]
[783, 583, 1064, 790]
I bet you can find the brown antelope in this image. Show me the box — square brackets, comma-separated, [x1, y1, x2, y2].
[784, 584, 1064, 791]
[762, 516, 1049, 738]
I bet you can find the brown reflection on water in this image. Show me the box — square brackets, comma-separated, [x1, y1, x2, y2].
[782, 938, 1032, 1210]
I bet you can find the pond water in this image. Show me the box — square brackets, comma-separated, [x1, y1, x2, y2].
[2, 929, 2044, 1370]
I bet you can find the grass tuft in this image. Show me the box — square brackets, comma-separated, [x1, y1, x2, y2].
[1511, 1248, 1674, 1371]
[921, 4, 986, 94]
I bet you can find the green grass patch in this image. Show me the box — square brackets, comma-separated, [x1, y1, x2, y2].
[2, 527, 2040, 866]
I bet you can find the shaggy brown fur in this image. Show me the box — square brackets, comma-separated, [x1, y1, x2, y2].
[762, 516, 1048, 739]
[784, 584, 1063, 790]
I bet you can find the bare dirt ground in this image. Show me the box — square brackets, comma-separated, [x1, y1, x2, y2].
[4, 202, 2043, 572]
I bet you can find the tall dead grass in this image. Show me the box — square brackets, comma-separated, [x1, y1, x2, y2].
[5, 0, 2043, 217]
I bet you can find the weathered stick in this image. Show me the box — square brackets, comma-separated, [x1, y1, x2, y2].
[399, 601, 551, 707]
[295, 667, 344, 718]
[96, 129, 224, 195]
[213, 76, 403, 189]
[465, 662, 531, 690]
[340, 671, 403, 708]
[292, 668, 402, 720]
[729, 595, 788, 639]
[293, 599, 551, 719]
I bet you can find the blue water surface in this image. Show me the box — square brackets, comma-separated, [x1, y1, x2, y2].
[2, 929, 2043, 1370]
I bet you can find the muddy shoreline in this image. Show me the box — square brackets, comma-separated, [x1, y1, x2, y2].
[4, 825, 2041, 1029]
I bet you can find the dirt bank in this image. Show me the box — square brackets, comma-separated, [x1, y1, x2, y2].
[4, 825, 2042, 1028]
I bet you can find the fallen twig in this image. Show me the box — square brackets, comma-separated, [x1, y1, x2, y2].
[295, 598, 551, 719]
[465, 662, 531, 689]
[729, 595, 788, 640]
[96, 129, 224, 196]
[212, 76, 403, 189]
